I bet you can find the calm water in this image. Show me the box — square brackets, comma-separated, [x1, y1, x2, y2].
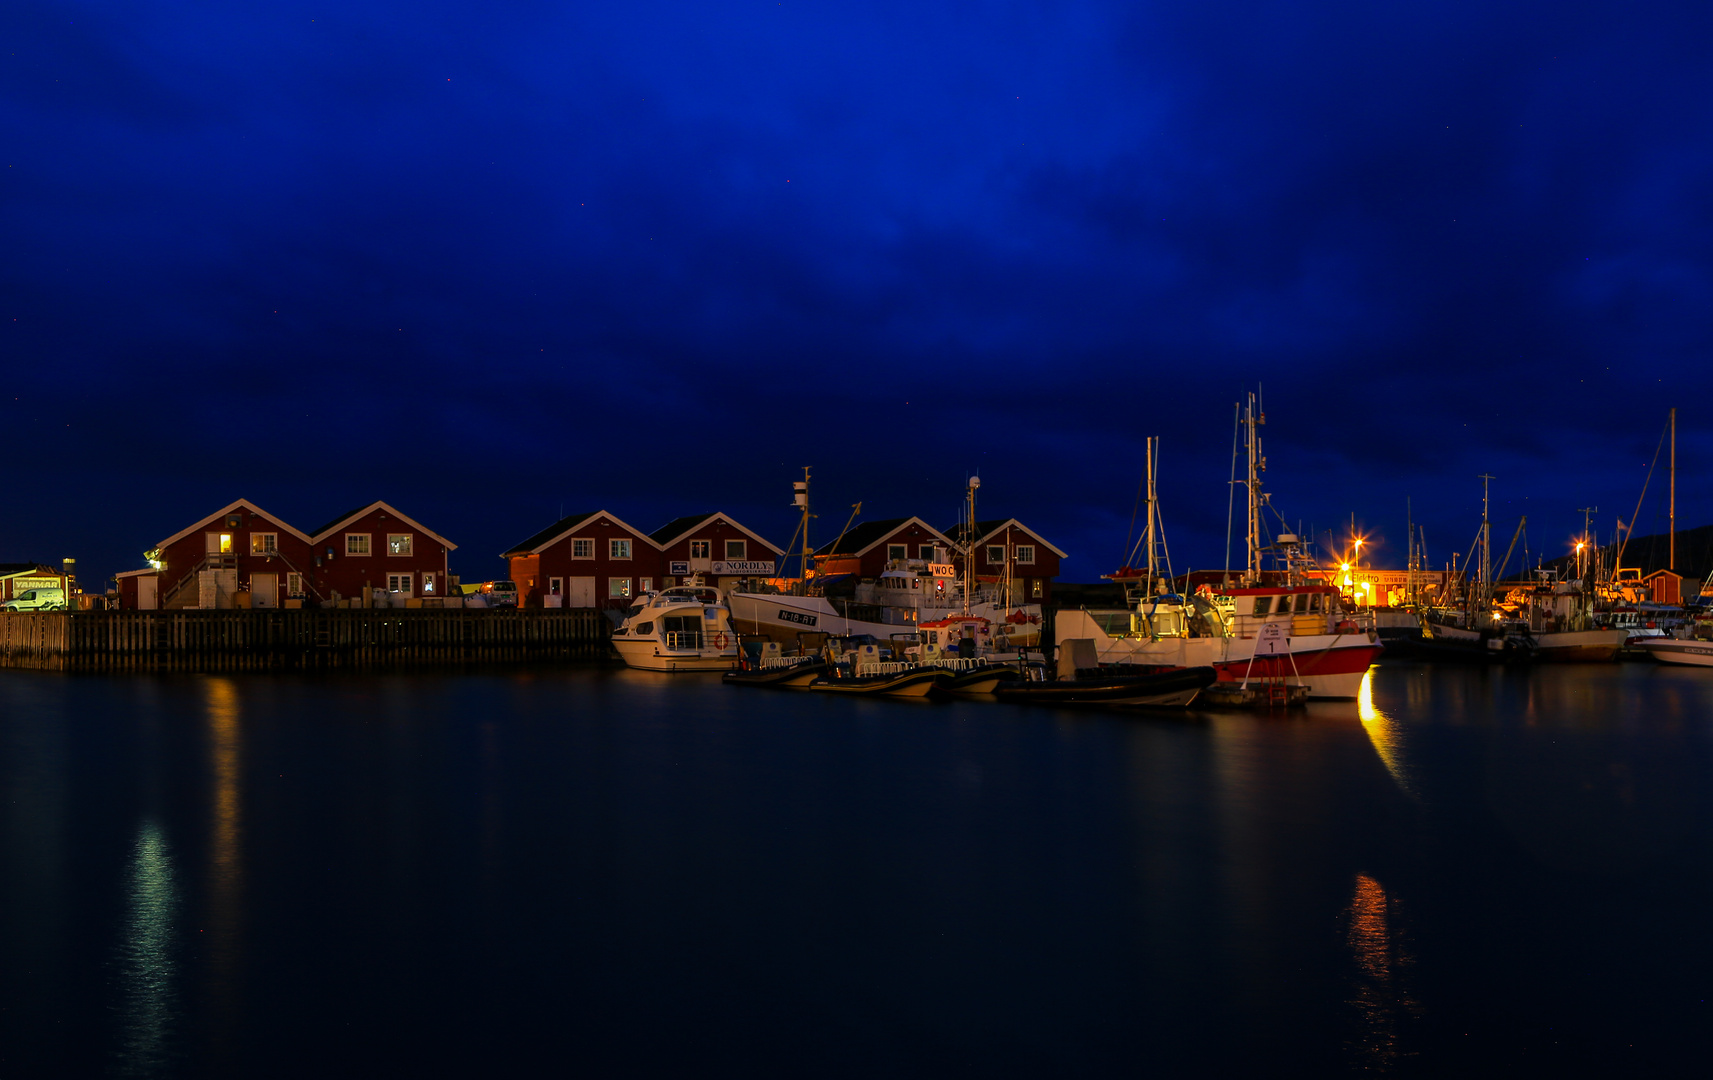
[2, 661, 1711, 1077]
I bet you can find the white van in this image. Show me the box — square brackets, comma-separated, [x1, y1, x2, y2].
[3, 587, 67, 611]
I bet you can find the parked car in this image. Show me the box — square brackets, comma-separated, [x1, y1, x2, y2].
[3, 587, 67, 611]
[481, 580, 519, 607]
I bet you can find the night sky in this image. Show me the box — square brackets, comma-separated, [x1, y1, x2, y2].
[5, 2, 1711, 589]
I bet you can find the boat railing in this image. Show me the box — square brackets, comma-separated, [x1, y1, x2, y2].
[664, 630, 704, 650]
[929, 656, 988, 671]
[760, 655, 814, 670]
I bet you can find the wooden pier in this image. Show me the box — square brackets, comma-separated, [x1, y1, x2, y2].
[0, 608, 615, 672]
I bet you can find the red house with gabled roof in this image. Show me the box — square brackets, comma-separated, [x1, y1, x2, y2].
[308, 500, 457, 603]
[502, 510, 661, 608]
[813, 517, 955, 579]
[944, 518, 1066, 607]
[131, 498, 315, 609]
[649, 512, 785, 591]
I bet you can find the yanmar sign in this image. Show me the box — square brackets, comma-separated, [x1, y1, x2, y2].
[713, 560, 774, 575]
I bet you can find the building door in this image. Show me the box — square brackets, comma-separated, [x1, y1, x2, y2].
[567, 576, 595, 607]
[138, 576, 158, 610]
[252, 573, 278, 608]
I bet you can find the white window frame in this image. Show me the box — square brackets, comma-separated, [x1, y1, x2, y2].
[987, 545, 1006, 564]
[610, 539, 632, 560]
[386, 572, 413, 595]
[1014, 545, 1035, 565]
[286, 572, 304, 597]
[571, 538, 594, 559]
[421, 573, 436, 594]
[607, 577, 632, 599]
[387, 533, 413, 556]
[887, 544, 906, 562]
[346, 533, 372, 556]
[250, 532, 278, 556]
[207, 532, 233, 554]
[638, 577, 653, 593]
[724, 539, 747, 560]
[689, 540, 711, 559]
[919, 545, 936, 559]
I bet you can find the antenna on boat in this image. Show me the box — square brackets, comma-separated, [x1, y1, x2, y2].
[1478, 473, 1495, 616]
[963, 475, 980, 616]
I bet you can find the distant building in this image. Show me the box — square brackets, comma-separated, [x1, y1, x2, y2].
[649, 513, 784, 592]
[308, 501, 457, 604]
[124, 498, 314, 609]
[943, 518, 1066, 607]
[502, 511, 659, 608]
[1, 563, 64, 603]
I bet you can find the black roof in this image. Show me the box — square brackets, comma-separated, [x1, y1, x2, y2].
[307, 502, 377, 540]
[503, 512, 598, 557]
[650, 513, 717, 545]
[0, 562, 46, 576]
[813, 518, 912, 556]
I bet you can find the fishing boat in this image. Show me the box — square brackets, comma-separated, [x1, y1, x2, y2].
[1053, 404, 1380, 698]
[1635, 636, 1713, 667]
[611, 583, 741, 672]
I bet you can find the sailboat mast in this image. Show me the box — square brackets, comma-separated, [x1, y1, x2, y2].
[1670, 407, 1677, 569]
[1244, 393, 1264, 585]
[1478, 473, 1494, 611]
[1145, 436, 1157, 594]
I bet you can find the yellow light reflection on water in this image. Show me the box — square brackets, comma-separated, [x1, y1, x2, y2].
[1344, 873, 1419, 1071]
[203, 677, 245, 1060]
[1358, 670, 1417, 801]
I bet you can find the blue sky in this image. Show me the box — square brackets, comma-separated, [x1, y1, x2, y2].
[5, 1, 1711, 585]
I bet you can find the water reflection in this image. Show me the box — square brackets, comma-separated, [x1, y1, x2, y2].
[1358, 670, 1418, 801]
[203, 677, 245, 1058]
[1343, 873, 1418, 1072]
[116, 820, 177, 1076]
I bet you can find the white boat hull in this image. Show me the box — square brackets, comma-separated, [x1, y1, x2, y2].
[612, 638, 737, 672]
[728, 591, 1039, 646]
[1636, 638, 1713, 667]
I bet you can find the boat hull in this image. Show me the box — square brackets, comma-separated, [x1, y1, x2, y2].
[612, 638, 737, 673]
[932, 666, 1023, 695]
[1636, 638, 1713, 667]
[994, 666, 1216, 708]
[1529, 628, 1627, 663]
[721, 661, 830, 688]
[809, 668, 943, 697]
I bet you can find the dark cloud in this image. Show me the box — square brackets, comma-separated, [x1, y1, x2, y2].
[5, 1, 1713, 583]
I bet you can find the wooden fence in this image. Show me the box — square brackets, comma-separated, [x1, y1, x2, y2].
[0, 608, 615, 671]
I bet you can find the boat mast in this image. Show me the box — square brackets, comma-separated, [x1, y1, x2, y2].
[1145, 436, 1158, 596]
[1223, 402, 1238, 589]
[1406, 497, 1415, 606]
[962, 476, 981, 616]
[1670, 406, 1677, 569]
[1244, 391, 1265, 586]
[794, 468, 812, 592]
[1478, 473, 1494, 614]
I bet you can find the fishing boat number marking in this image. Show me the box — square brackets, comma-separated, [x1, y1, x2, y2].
[778, 610, 818, 626]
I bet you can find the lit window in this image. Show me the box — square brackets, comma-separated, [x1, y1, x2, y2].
[346, 534, 371, 556]
[610, 539, 632, 560]
[987, 545, 1005, 563]
[422, 574, 436, 594]
[388, 534, 413, 556]
[1030, 578, 1042, 598]
[286, 572, 304, 597]
[638, 577, 653, 593]
[608, 577, 632, 598]
[1015, 545, 1035, 565]
[250, 533, 278, 555]
[690, 540, 710, 559]
[725, 539, 746, 560]
[572, 538, 594, 559]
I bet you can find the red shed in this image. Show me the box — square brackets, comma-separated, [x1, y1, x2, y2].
[502, 510, 661, 608]
[308, 500, 458, 604]
[812, 517, 954, 579]
[944, 518, 1066, 607]
[649, 512, 785, 591]
[144, 498, 314, 609]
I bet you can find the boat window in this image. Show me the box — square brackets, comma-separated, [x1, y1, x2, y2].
[1252, 597, 1272, 616]
[634, 622, 653, 635]
[1295, 593, 1310, 614]
[1309, 595, 1322, 613]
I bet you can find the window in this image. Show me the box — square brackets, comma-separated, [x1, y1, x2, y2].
[1015, 545, 1035, 565]
[207, 533, 233, 554]
[987, 545, 1005, 564]
[724, 539, 747, 561]
[887, 544, 906, 562]
[1031, 578, 1043, 598]
[250, 533, 278, 555]
[638, 577, 653, 593]
[608, 577, 632, 599]
[346, 533, 371, 556]
[572, 538, 594, 559]
[610, 539, 632, 560]
[690, 540, 710, 559]
[286, 572, 304, 597]
[1252, 597, 1272, 616]
[388, 534, 413, 556]
[920, 545, 936, 560]
[386, 572, 413, 594]
[549, 577, 562, 595]
[421, 574, 436, 594]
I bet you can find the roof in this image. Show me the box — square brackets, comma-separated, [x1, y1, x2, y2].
[649, 512, 785, 553]
[813, 517, 953, 558]
[155, 498, 312, 549]
[501, 510, 659, 557]
[0, 563, 47, 578]
[942, 517, 1069, 559]
[306, 500, 458, 550]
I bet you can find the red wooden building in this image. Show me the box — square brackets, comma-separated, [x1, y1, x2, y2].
[944, 518, 1066, 606]
[502, 510, 660, 608]
[123, 498, 315, 609]
[813, 517, 955, 579]
[649, 513, 784, 591]
[308, 500, 457, 603]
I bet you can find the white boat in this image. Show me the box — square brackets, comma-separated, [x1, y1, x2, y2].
[611, 584, 741, 672]
[1636, 636, 1713, 667]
